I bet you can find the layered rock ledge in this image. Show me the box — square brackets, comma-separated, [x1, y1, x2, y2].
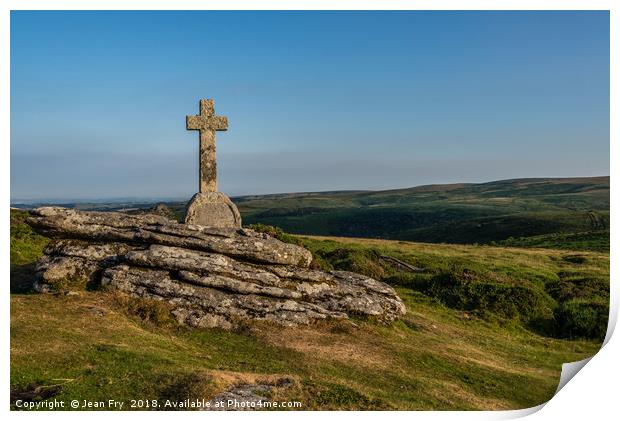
[27, 207, 406, 328]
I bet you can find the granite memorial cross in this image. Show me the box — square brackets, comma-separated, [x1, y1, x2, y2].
[186, 98, 229, 193]
[183, 99, 241, 228]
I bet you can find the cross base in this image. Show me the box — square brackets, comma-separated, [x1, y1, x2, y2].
[183, 192, 242, 228]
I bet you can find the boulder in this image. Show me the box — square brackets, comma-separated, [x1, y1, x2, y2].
[33, 240, 139, 292]
[27, 207, 406, 328]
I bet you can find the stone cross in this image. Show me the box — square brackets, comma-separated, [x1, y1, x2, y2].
[186, 99, 229, 193]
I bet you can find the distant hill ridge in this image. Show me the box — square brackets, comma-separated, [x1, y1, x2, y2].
[235, 176, 609, 251]
[236, 176, 609, 198]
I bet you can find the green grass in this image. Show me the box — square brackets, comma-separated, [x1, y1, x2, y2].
[10, 210, 49, 266]
[10, 210, 608, 410]
[10, 210, 50, 294]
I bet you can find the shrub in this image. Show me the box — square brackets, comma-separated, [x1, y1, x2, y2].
[318, 248, 386, 279]
[247, 223, 303, 246]
[110, 293, 176, 328]
[545, 276, 609, 303]
[554, 300, 608, 340]
[411, 268, 554, 323]
[308, 253, 333, 271]
[157, 372, 216, 407]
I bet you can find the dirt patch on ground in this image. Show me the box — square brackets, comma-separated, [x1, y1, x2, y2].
[256, 321, 395, 369]
[208, 370, 296, 389]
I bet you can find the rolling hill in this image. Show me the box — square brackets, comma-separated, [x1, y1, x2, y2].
[235, 177, 609, 250]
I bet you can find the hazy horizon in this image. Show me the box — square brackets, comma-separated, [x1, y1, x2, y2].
[10, 174, 610, 204]
[11, 11, 610, 201]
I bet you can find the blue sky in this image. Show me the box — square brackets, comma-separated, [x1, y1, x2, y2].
[10, 11, 609, 201]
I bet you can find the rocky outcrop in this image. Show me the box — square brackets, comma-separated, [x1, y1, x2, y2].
[28, 207, 312, 266]
[27, 207, 406, 328]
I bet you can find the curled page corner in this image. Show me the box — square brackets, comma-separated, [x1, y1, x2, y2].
[555, 357, 593, 394]
[536, 309, 617, 413]
[500, 357, 596, 419]
[509, 314, 616, 418]
[549, 291, 619, 394]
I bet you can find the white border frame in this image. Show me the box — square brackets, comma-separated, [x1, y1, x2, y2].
[2, 2, 616, 420]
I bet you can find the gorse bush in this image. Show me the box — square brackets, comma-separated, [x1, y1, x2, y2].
[157, 372, 217, 407]
[111, 293, 176, 328]
[554, 300, 608, 340]
[248, 223, 303, 246]
[545, 276, 609, 303]
[410, 268, 554, 323]
[317, 248, 386, 279]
